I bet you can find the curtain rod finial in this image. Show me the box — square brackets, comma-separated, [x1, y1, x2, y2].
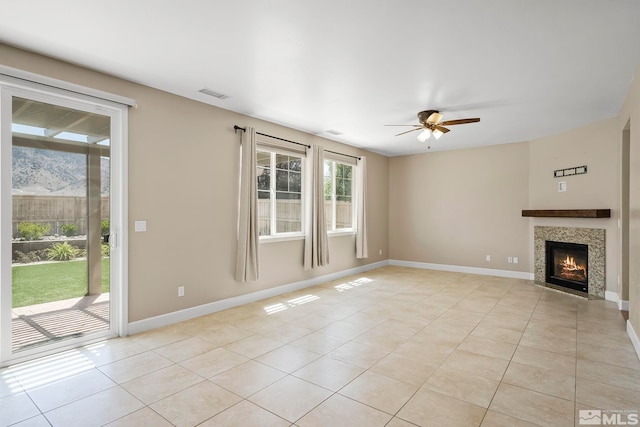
[234, 125, 246, 133]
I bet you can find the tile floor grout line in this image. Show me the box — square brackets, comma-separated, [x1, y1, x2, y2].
[476, 280, 545, 427]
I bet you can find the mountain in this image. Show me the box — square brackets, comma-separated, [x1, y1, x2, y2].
[11, 146, 110, 196]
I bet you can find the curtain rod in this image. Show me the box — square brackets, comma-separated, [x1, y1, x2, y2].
[234, 125, 310, 148]
[326, 150, 361, 161]
[233, 125, 361, 160]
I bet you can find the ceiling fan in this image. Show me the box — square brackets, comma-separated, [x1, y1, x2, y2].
[386, 110, 480, 143]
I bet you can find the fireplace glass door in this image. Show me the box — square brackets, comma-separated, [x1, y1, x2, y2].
[545, 240, 588, 293]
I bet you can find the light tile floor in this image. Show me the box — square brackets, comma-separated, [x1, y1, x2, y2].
[1, 266, 640, 426]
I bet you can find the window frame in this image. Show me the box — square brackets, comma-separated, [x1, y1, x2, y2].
[324, 158, 356, 235]
[257, 147, 306, 241]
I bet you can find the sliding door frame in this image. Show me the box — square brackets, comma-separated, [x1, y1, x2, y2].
[0, 75, 129, 366]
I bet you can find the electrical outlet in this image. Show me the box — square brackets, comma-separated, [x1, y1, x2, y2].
[178, 286, 184, 297]
[513, 257, 519, 264]
[486, 255, 491, 262]
[508, 257, 513, 263]
[379, 249, 383, 255]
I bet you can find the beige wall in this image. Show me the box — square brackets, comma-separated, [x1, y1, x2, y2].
[389, 142, 530, 272]
[527, 118, 620, 294]
[388, 118, 622, 297]
[0, 43, 389, 323]
[618, 64, 640, 338]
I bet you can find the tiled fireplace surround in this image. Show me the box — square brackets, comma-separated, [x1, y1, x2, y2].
[534, 226, 606, 298]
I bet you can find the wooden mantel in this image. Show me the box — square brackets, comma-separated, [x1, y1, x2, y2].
[522, 209, 611, 218]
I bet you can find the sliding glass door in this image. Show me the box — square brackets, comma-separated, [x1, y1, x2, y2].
[1, 84, 126, 365]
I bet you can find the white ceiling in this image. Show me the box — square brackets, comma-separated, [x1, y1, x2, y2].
[1, 1, 639, 156]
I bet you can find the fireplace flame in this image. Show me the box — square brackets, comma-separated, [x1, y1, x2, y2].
[559, 255, 586, 280]
[562, 256, 580, 271]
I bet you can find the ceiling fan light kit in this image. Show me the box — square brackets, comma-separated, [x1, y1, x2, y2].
[386, 109, 480, 145]
[417, 129, 431, 142]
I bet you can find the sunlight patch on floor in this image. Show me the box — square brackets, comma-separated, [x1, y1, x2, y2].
[335, 277, 373, 292]
[263, 294, 321, 315]
[6, 349, 95, 390]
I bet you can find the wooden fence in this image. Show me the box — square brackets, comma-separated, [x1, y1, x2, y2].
[12, 195, 109, 238]
[258, 199, 352, 235]
[12, 196, 350, 238]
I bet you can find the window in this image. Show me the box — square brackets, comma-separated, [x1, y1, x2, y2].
[324, 160, 354, 231]
[257, 150, 303, 237]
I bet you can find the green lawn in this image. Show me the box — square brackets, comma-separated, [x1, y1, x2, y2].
[12, 259, 110, 308]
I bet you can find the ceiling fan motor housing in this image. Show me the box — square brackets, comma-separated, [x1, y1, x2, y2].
[418, 110, 439, 125]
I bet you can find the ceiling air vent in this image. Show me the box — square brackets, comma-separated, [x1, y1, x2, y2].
[198, 88, 230, 99]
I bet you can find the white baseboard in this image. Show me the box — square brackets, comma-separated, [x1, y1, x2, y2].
[605, 291, 630, 311]
[628, 320, 640, 361]
[127, 260, 388, 335]
[388, 259, 534, 280]
[605, 291, 619, 306]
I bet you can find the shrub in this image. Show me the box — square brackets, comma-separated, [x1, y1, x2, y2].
[61, 223, 78, 237]
[47, 242, 79, 261]
[15, 250, 47, 263]
[18, 222, 50, 241]
[14, 251, 30, 263]
[101, 220, 110, 236]
[101, 243, 110, 258]
[14, 250, 43, 263]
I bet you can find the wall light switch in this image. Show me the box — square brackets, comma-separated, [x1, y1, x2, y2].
[558, 181, 567, 192]
[134, 220, 147, 232]
[513, 257, 519, 264]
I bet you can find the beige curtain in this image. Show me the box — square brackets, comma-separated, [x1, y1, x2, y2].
[235, 126, 260, 281]
[356, 156, 368, 258]
[304, 145, 329, 269]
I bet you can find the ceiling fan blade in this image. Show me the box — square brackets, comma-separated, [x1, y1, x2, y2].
[384, 124, 421, 127]
[433, 125, 450, 134]
[427, 112, 443, 124]
[439, 118, 480, 126]
[394, 127, 423, 136]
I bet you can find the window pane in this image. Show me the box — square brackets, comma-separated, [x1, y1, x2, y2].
[258, 190, 271, 236]
[257, 151, 271, 167]
[275, 153, 289, 170]
[324, 161, 333, 201]
[276, 193, 301, 233]
[257, 168, 270, 192]
[336, 198, 353, 229]
[335, 163, 352, 178]
[334, 163, 353, 229]
[289, 171, 301, 193]
[290, 157, 302, 172]
[257, 151, 270, 193]
[276, 169, 289, 191]
[336, 177, 352, 201]
[275, 154, 302, 233]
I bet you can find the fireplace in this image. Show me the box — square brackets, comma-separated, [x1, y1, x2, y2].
[534, 226, 605, 298]
[545, 240, 588, 293]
